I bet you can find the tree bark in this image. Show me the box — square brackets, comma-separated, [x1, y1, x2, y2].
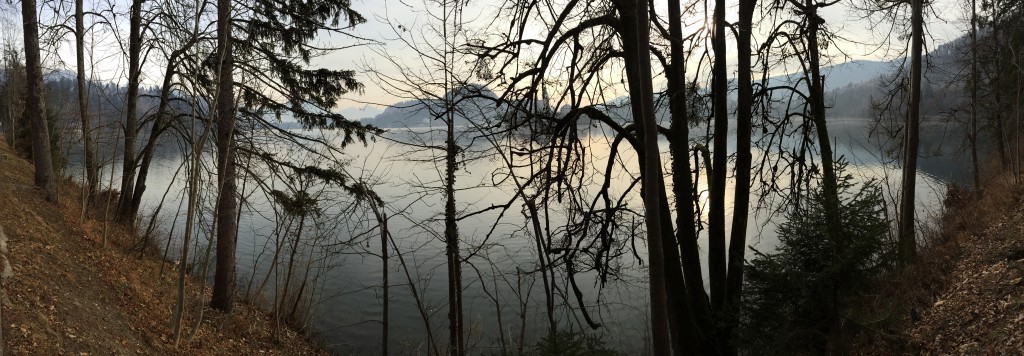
[211, 0, 238, 312]
[116, 0, 143, 225]
[805, 1, 845, 345]
[75, 0, 98, 202]
[898, 0, 924, 264]
[21, 0, 58, 202]
[617, 0, 671, 354]
[970, 0, 980, 196]
[724, 0, 757, 352]
[665, 0, 713, 352]
[709, 0, 730, 314]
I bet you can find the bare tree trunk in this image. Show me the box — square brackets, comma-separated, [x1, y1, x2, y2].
[525, 198, 556, 338]
[617, 0, 670, 354]
[708, 0, 730, 313]
[172, 93, 213, 347]
[992, 0, 1009, 170]
[805, 2, 845, 347]
[724, 0, 758, 352]
[116, 0, 143, 225]
[970, 0, 981, 196]
[444, 91, 463, 356]
[367, 200, 389, 356]
[898, 0, 924, 264]
[21, 0, 58, 202]
[211, 0, 238, 312]
[75, 0, 98, 202]
[664, 0, 713, 352]
[441, 2, 463, 354]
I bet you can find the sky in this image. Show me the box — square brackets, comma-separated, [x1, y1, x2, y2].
[323, 0, 967, 116]
[0, 0, 968, 120]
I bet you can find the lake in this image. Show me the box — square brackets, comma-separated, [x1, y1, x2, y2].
[68, 116, 966, 354]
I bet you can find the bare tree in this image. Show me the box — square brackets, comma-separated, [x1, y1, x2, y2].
[898, 0, 925, 264]
[21, 0, 58, 202]
[115, 0, 145, 225]
[75, 0, 98, 202]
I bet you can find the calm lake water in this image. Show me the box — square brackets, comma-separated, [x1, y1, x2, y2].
[69, 117, 966, 354]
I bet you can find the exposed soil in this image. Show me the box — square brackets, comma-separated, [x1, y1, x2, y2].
[0, 140, 325, 355]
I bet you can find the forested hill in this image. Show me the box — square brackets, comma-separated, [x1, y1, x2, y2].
[828, 34, 971, 118]
[355, 35, 970, 129]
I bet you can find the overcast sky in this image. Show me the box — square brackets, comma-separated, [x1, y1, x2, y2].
[1, 0, 967, 119]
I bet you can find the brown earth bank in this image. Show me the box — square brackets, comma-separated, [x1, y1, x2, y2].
[0, 139, 325, 355]
[853, 172, 1024, 354]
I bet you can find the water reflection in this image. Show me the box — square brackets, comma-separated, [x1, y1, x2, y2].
[64, 117, 964, 354]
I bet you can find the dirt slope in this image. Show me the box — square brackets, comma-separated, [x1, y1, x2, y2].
[0, 140, 324, 355]
[906, 195, 1024, 354]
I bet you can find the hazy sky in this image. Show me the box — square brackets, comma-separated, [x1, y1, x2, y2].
[325, 0, 966, 116]
[1, 0, 967, 119]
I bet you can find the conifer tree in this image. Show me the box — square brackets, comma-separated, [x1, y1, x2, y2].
[209, 0, 377, 312]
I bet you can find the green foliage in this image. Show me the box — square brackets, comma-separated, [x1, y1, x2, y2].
[740, 174, 893, 354]
[484, 331, 620, 356]
[533, 331, 618, 356]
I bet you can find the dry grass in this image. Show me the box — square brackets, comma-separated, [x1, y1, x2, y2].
[847, 168, 1024, 354]
[0, 139, 326, 355]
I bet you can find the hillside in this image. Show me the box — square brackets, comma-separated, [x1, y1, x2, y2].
[854, 174, 1024, 353]
[0, 140, 323, 355]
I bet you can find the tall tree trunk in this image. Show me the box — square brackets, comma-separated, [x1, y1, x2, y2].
[805, 2, 844, 346]
[898, 0, 924, 264]
[21, 0, 58, 202]
[666, 0, 713, 352]
[970, 0, 981, 196]
[116, 0, 143, 225]
[211, 0, 238, 312]
[709, 0, 730, 314]
[617, 0, 671, 354]
[444, 85, 463, 356]
[991, 0, 1008, 170]
[442, 2, 463, 354]
[723, 0, 757, 352]
[75, 0, 98, 202]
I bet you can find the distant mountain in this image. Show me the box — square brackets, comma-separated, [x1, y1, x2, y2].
[820, 60, 894, 90]
[827, 33, 970, 118]
[358, 84, 500, 128]
[341, 105, 384, 122]
[359, 34, 970, 128]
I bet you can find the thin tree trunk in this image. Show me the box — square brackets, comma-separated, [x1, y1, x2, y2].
[21, 0, 58, 202]
[898, 0, 924, 264]
[970, 0, 981, 196]
[708, 0, 730, 314]
[442, 2, 463, 353]
[805, 2, 844, 348]
[211, 0, 238, 312]
[992, 1, 1008, 170]
[525, 198, 556, 337]
[367, 200, 389, 356]
[116, 0, 143, 225]
[172, 94, 213, 346]
[618, 0, 671, 354]
[665, 0, 712, 351]
[75, 0, 98, 203]
[723, 0, 757, 352]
